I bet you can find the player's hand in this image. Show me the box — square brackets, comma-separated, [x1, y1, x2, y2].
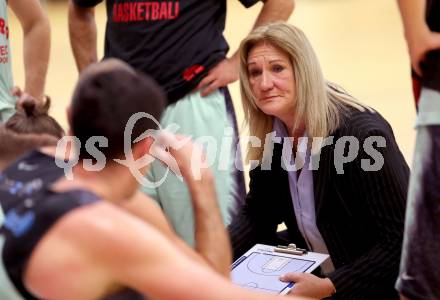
[152, 131, 209, 182]
[11, 86, 31, 103]
[11, 86, 46, 108]
[196, 57, 239, 97]
[406, 29, 440, 76]
[280, 273, 335, 299]
[11, 86, 51, 113]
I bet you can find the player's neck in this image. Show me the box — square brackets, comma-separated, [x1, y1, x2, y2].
[55, 163, 134, 203]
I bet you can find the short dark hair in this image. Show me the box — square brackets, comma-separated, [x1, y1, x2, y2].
[70, 63, 165, 160]
[5, 97, 64, 139]
[0, 126, 58, 171]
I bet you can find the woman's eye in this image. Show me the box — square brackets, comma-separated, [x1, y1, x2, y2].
[249, 69, 261, 77]
[272, 65, 284, 72]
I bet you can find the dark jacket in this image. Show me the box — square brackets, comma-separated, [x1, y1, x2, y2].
[229, 108, 410, 300]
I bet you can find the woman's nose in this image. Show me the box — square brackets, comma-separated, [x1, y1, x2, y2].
[260, 70, 274, 91]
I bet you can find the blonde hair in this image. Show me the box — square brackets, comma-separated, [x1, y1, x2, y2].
[239, 22, 365, 161]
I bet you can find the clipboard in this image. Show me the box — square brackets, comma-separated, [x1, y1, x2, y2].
[231, 244, 329, 295]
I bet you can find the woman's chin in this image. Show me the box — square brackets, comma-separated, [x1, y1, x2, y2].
[259, 106, 282, 119]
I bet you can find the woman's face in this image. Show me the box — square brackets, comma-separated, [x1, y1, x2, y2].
[247, 42, 296, 125]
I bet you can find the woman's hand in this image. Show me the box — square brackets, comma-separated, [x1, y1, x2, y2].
[280, 273, 335, 299]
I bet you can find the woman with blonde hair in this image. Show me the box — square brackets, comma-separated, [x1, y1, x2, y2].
[229, 22, 409, 299]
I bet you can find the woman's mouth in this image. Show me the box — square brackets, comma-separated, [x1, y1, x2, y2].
[260, 95, 279, 101]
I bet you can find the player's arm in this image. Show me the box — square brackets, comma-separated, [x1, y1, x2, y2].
[9, 0, 50, 103]
[186, 168, 232, 277]
[252, 0, 295, 32]
[72, 203, 311, 300]
[68, 0, 99, 72]
[396, 0, 440, 75]
[198, 0, 294, 96]
[120, 191, 214, 270]
[153, 133, 232, 277]
[396, 0, 428, 46]
[229, 0, 295, 68]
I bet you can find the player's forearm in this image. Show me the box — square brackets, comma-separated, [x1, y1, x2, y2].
[69, 2, 98, 72]
[396, 0, 429, 42]
[23, 16, 50, 101]
[187, 170, 232, 277]
[122, 191, 211, 268]
[229, 0, 294, 66]
[254, 0, 294, 29]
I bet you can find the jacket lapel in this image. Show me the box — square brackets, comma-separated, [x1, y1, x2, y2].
[312, 144, 331, 218]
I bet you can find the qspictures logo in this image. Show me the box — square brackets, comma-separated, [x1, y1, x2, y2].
[112, 1, 180, 23]
[54, 112, 388, 188]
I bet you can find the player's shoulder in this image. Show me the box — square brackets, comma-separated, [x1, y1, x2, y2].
[55, 201, 135, 243]
[55, 201, 165, 255]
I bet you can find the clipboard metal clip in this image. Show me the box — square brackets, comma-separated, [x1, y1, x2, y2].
[274, 243, 308, 256]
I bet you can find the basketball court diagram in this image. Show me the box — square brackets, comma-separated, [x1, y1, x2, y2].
[231, 252, 314, 294]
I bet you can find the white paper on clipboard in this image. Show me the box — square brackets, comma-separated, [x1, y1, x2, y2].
[231, 244, 329, 295]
